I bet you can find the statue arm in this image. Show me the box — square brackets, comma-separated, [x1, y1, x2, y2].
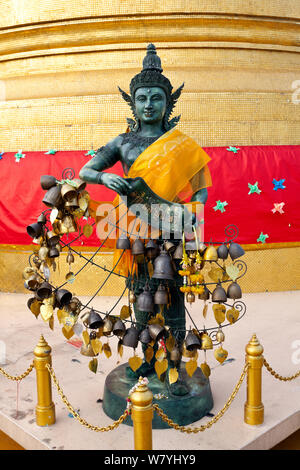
[79, 137, 131, 195]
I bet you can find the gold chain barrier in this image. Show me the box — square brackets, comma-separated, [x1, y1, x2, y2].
[46, 363, 129, 432]
[153, 362, 249, 433]
[0, 362, 34, 381]
[263, 358, 300, 381]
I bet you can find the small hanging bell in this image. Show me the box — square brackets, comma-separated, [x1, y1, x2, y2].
[212, 283, 227, 303]
[27, 222, 43, 239]
[216, 328, 225, 343]
[86, 309, 103, 329]
[71, 178, 86, 192]
[137, 286, 154, 312]
[148, 323, 165, 342]
[26, 275, 40, 290]
[61, 183, 77, 202]
[145, 239, 158, 259]
[185, 330, 201, 351]
[217, 243, 229, 260]
[113, 319, 126, 337]
[66, 251, 75, 264]
[131, 239, 145, 255]
[152, 250, 174, 280]
[164, 240, 176, 254]
[42, 185, 63, 208]
[122, 326, 139, 349]
[139, 327, 152, 344]
[227, 282, 242, 299]
[40, 175, 57, 190]
[228, 241, 245, 260]
[38, 245, 49, 261]
[170, 346, 181, 363]
[154, 284, 169, 305]
[203, 245, 218, 261]
[48, 246, 60, 258]
[129, 290, 136, 304]
[186, 291, 195, 304]
[116, 235, 131, 250]
[80, 342, 97, 357]
[36, 281, 52, 299]
[65, 196, 79, 211]
[69, 297, 81, 312]
[198, 286, 210, 301]
[173, 242, 183, 259]
[103, 317, 113, 335]
[55, 288, 72, 308]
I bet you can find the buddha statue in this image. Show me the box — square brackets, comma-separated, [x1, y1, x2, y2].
[79, 44, 212, 397]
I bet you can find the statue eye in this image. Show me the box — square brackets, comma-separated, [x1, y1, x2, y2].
[136, 96, 146, 102]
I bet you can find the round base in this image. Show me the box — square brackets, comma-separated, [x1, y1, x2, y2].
[244, 404, 264, 425]
[102, 363, 214, 429]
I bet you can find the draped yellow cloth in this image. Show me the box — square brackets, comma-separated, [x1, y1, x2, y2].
[89, 128, 212, 276]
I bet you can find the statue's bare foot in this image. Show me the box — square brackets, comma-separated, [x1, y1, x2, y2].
[125, 362, 154, 379]
[167, 379, 189, 396]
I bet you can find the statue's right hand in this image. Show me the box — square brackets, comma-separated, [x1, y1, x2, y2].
[100, 173, 132, 195]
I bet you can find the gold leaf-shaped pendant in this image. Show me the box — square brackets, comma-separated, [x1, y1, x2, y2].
[120, 305, 131, 320]
[214, 346, 228, 364]
[145, 347, 154, 364]
[169, 367, 179, 384]
[202, 303, 208, 319]
[213, 304, 226, 325]
[62, 326, 74, 340]
[83, 224, 93, 238]
[49, 316, 54, 331]
[185, 359, 198, 377]
[30, 299, 41, 318]
[82, 330, 90, 346]
[129, 355, 143, 372]
[155, 358, 168, 379]
[78, 191, 90, 212]
[208, 267, 223, 283]
[147, 261, 154, 278]
[89, 358, 98, 374]
[96, 326, 104, 338]
[103, 343, 112, 359]
[40, 304, 54, 322]
[155, 348, 167, 362]
[91, 338, 102, 355]
[165, 335, 175, 353]
[226, 307, 239, 324]
[200, 362, 211, 378]
[117, 341, 123, 357]
[226, 264, 240, 282]
[57, 308, 67, 324]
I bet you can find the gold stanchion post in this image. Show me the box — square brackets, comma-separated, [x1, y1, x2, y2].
[34, 335, 56, 426]
[130, 377, 153, 450]
[244, 333, 264, 425]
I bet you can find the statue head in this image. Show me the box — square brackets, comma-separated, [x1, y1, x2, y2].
[118, 44, 184, 132]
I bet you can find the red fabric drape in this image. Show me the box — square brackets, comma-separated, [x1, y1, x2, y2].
[0, 146, 299, 246]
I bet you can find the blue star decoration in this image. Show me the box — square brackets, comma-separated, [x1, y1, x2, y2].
[272, 178, 286, 191]
[85, 150, 96, 157]
[257, 232, 269, 244]
[45, 149, 57, 155]
[15, 150, 26, 163]
[213, 200, 228, 213]
[226, 146, 240, 154]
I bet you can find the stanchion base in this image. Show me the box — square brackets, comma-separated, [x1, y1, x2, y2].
[35, 403, 56, 427]
[244, 403, 264, 426]
[103, 362, 213, 429]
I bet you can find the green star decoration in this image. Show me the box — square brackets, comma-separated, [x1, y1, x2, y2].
[15, 150, 26, 162]
[213, 200, 228, 213]
[226, 146, 240, 154]
[257, 232, 269, 244]
[248, 182, 261, 195]
[45, 149, 57, 155]
[85, 150, 96, 157]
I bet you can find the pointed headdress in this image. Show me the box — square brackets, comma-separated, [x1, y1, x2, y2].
[118, 44, 184, 131]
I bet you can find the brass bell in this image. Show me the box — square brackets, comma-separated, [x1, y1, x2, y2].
[37, 281, 52, 299]
[212, 283, 227, 303]
[38, 245, 49, 261]
[61, 183, 77, 202]
[65, 196, 79, 210]
[129, 290, 136, 304]
[164, 240, 176, 254]
[186, 292, 195, 304]
[216, 328, 225, 343]
[27, 222, 43, 239]
[122, 326, 139, 348]
[32, 255, 42, 269]
[173, 242, 183, 259]
[71, 178, 86, 193]
[217, 243, 229, 260]
[201, 332, 213, 350]
[203, 245, 218, 261]
[198, 286, 210, 301]
[55, 288, 72, 308]
[113, 319, 126, 337]
[145, 239, 158, 259]
[103, 317, 113, 335]
[152, 250, 174, 280]
[26, 275, 40, 290]
[227, 282, 242, 299]
[185, 330, 201, 351]
[154, 284, 168, 305]
[66, 251, 75, 264]
[228, 241, 245, 260]
[198, 243, 207, 254]
[131, 238, 145, 255]
[148, 323, 165, 342]
[58, 215, 78, 234]
[46, 231, 60, 246]
[137, 286, 154, 313]
[86, 309, 103, 329]
[80, 342, 97, 357]
[22, 266, 37, 280]
[170, 346, 181, 363]
[139, 328, 152, 344]
[48, 246, 60, 258]
[40, 175, 57, 190]
[37, 213, 47, 225]
[185, 240, 197, 252]
[116, 235, 131, 250]
[42, 185, 63, 208]
[69, 297, 81, 312]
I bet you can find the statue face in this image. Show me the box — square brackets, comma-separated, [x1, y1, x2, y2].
[134, 87, 167, 125]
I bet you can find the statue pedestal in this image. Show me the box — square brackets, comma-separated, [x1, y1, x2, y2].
[102, 362, 214, 429]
